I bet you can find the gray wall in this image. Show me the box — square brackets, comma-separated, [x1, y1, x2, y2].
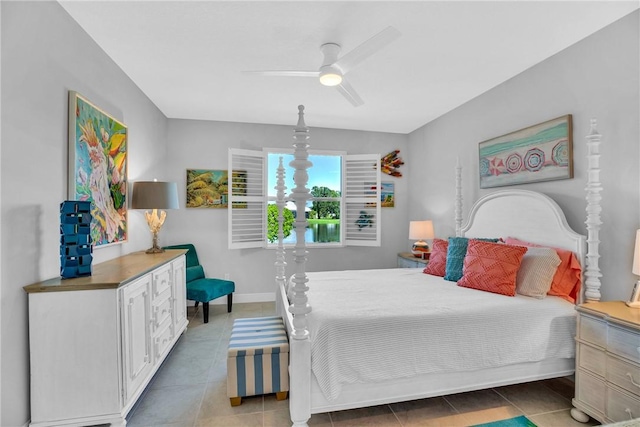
[1, 2, 168, 425]
[408, 10, 640, 302]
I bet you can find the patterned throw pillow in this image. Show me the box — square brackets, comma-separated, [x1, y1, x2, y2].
[457, 240, 527, 296]
[515, 247, 561, 298]
[443, 237, 469, 282]
[443, 237, 500, 282]
[504, 237, 582, 303]
[423, 238, 448, 277]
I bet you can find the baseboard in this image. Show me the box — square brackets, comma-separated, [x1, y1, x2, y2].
[191, 293, 275, 306]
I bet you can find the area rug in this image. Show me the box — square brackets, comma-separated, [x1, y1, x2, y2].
[472, 415, 537, 427]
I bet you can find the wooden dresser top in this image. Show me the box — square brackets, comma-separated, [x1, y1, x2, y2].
[578, 301, 640, 329]
[23, 249, 187, 294]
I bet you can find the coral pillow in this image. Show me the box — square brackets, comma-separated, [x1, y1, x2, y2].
[515, 247, 561, 299]
[444, 237, 501, 282]
[423, 238, 448, 277]
[457, 240, 527, 296]
[505, 237, 582, 303]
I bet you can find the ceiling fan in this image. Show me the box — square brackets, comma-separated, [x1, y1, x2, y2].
[245, 26, 401, 107]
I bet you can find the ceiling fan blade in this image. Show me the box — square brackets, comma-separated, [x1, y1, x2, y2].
[243, 70, 320, 78]
[334, 26, 401, 74]
[336, 79, 364, 107]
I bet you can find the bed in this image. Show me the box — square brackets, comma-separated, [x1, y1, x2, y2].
[275, 107, 602, 426]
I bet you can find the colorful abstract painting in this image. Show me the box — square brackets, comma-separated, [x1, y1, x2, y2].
[479, 115, 573, 189]
[68, 91, 127, 247]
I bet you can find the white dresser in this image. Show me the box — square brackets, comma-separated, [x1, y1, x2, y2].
[572, 301, 640, 424]
[24, 250, 188, 427]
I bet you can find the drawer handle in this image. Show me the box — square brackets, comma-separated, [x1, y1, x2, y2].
[626, 372, 640, 388]
[626, 408, 634, 420]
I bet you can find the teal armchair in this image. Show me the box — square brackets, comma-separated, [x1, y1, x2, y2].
[164, 244, 234, 323]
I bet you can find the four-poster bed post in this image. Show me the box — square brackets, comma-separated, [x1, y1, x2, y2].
[584, 118, 603, 302]
[284, 105, 313, 426]
[455, 156, 463, 237]
[274, 157, 288, 317]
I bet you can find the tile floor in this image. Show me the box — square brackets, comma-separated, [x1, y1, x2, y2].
[127, 302, 600, 427]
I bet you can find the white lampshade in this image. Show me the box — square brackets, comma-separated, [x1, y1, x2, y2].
[633, 229, 640, 276]
[409, 220, 434, 240]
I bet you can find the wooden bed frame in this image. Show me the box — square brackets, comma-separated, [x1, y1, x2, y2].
[275, 107, 603, 426]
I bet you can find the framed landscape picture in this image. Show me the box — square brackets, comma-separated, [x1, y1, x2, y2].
[186, 169, 247, 208]
[68, 91, 128, 247]
[479, 115, 573, 189]
[381, 182, 394, 207]
[187, 169, 228, 208]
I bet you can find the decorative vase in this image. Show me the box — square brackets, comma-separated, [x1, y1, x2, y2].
[60, 201, 93, 278]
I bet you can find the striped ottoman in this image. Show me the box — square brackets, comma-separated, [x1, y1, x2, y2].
[227, 316, 289, 406]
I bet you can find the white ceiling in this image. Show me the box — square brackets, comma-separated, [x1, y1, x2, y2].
[59, 1, 639, 134]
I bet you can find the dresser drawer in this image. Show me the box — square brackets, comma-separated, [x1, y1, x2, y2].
[607, 355, 640, 398]
[578, 342, 606, 377]
[579, 315, 607, 348]
[152, 290, 173, 331]
[153, 317, 174, 361]
[577, 370, 607, 415]
[608, 325, 640, 365]
[152, 264, 172, 300]
[607, 386, 640, 422]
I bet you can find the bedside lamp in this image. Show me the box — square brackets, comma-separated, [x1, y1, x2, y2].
[131, 180, 179, 254]
[628, 229, 640, 308]
[409, 220, 434, 258]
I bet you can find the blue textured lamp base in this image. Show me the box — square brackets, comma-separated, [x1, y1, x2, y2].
[60, 201, 93, 278]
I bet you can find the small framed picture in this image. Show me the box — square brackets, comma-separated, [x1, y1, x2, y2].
[627, 282, 640, 308]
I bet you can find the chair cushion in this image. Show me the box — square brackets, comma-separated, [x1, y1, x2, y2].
[186, 265, 205, 283]
[187, 278, 235, 303]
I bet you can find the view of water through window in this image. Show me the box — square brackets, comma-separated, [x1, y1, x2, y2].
[281, 222, 341, 244]
[267, 152, 342, 244]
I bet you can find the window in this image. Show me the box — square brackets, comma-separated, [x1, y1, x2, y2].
[267, 151, 342, 245]
[228, 148, 380, 249]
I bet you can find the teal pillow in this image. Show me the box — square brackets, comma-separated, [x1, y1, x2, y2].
[443, 237, 500, 282]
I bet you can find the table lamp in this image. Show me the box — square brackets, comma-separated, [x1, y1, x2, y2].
[409, 220, 434, 258]
[131, 180, 179, 254]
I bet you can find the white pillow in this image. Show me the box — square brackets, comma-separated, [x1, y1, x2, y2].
[515, 247, 561, 298]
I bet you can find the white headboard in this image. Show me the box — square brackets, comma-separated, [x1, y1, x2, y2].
[462, 189, 586, 267]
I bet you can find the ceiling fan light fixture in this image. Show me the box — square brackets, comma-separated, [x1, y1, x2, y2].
[319, 68, 343, 87]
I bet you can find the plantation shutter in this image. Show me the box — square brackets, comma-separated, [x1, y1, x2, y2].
[228, 148, 265, 249]
[344, 154, 381, 246]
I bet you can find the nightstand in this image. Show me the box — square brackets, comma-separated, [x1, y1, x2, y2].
[397, 252, 429, 268]
[572, 301, 640, 424]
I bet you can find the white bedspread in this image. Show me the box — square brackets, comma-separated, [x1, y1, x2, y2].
[306, 268, 576, 401]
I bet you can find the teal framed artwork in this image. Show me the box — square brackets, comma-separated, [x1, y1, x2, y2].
[479, 115, 573, 189]
[68, 91, 128, 247]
